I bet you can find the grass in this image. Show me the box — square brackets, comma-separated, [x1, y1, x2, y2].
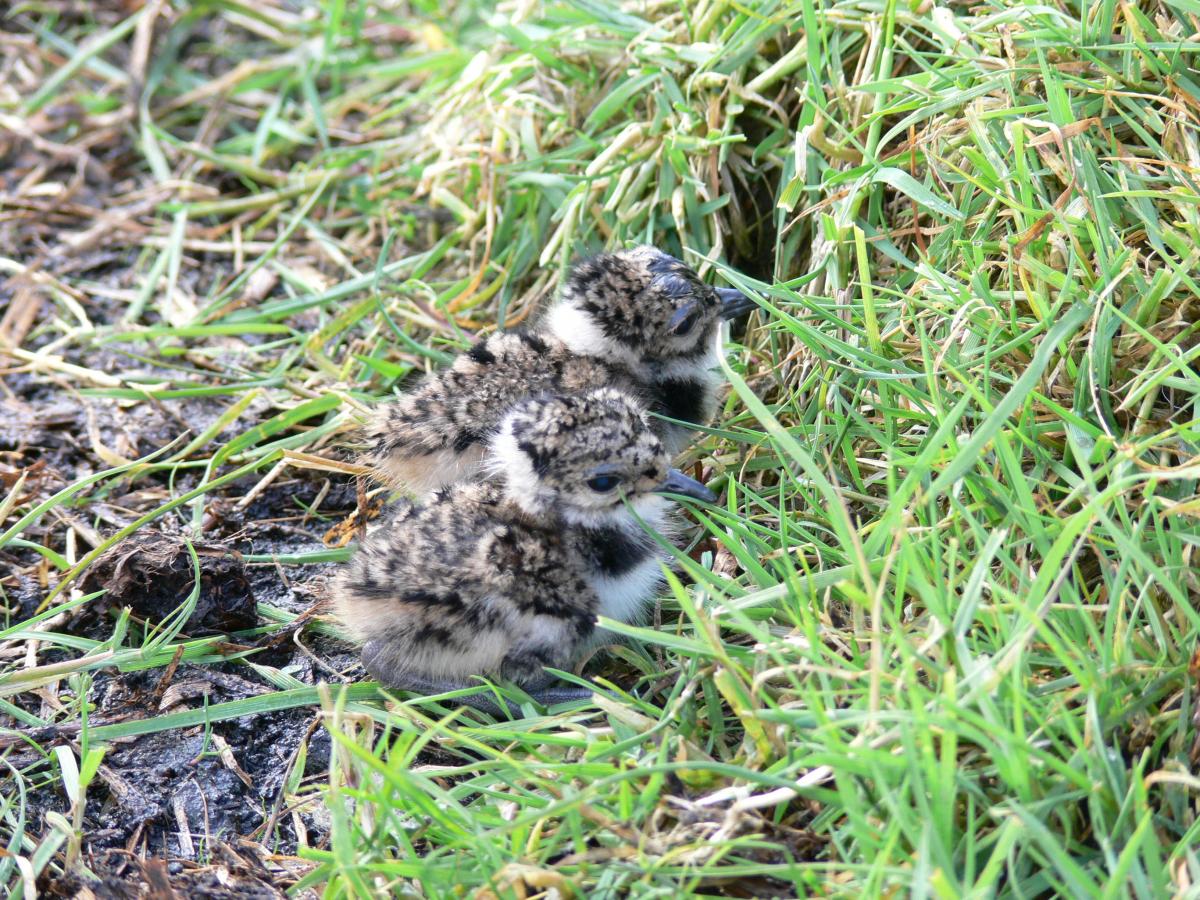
[2, 0, 1200, 896]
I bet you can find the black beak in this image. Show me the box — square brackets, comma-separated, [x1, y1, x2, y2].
[654, 468, 717, 504]
[717, 287, 756, 319]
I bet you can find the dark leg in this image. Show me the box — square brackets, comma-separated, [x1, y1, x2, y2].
[379, 671, 523, 717]
[361, 641, 597, 716]
[513, 667, 601, 706]
[528, 685, 598, 705]
[381, 673, 597, 717]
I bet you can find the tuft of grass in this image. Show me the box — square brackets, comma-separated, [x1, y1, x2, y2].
[2, 0, 1200, 895]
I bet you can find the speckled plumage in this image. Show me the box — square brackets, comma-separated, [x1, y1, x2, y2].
[361, 246, 752, 493]
[334, 389, 714, 705]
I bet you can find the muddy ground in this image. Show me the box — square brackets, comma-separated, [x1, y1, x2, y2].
[0, 48, 379, 896]
[3, 395, 388, 898]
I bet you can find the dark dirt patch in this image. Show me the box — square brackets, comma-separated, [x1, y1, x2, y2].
[0, 5, 410, 894]
[79, 534, 259, 637]
[89, 702, 332, 855]
[2, 481, 359, 892]
[203, 476, 361, 548]
[43, 840, 315, 898]
[18, 653, 350, 882]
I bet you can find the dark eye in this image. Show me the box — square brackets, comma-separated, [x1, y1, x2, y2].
[587, 475, 621, 493]
[672, 311, 699, 336]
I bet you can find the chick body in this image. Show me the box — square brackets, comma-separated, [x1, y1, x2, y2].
[336, 480, 666, 687]
[334, 388, 715, 705]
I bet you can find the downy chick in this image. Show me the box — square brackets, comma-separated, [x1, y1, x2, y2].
[362, 246, 755, 493]
[334, 387, 715, 708]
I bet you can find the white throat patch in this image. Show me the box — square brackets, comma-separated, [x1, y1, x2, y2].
[489, 427, 547, 516]
[544, 303, 641, 370]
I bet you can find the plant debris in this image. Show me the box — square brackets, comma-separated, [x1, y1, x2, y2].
[79, 535, 258, 637]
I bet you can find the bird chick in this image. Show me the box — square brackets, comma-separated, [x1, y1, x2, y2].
[334, 387, 716, 710]
[362, 246, 754, 493]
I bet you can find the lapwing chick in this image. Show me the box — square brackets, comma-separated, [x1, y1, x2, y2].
[362, 246, 755, 493]
[334, 388, 716, 711]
